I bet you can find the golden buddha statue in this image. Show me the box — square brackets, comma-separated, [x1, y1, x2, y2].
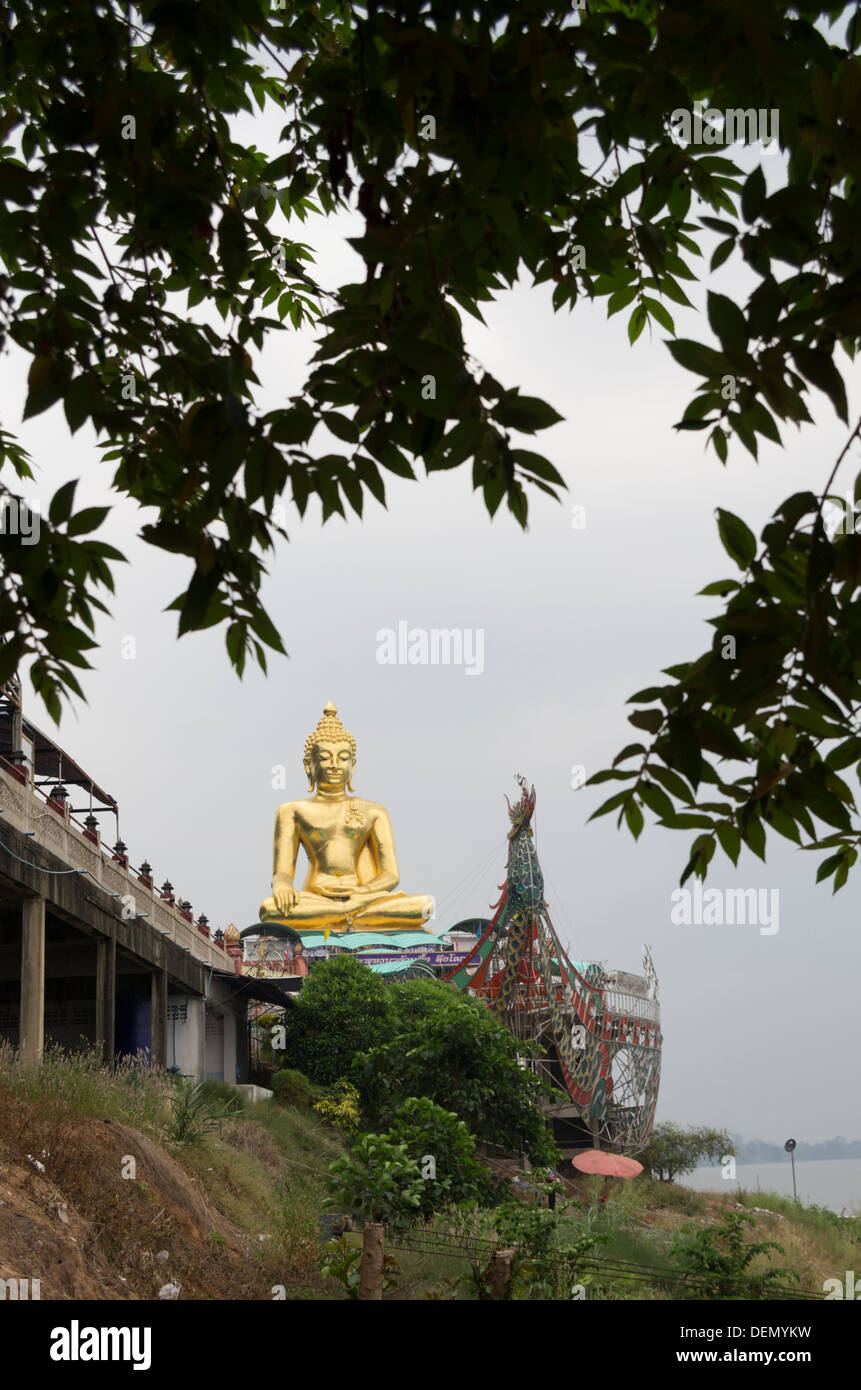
[258, 702, 436, 933]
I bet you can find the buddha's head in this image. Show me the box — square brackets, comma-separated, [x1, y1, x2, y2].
[304, 702, 356, 794]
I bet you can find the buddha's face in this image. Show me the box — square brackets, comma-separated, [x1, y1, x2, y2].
[307, 739, 355, 791]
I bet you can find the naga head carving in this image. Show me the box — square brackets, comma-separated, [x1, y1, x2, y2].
[505, 774, 536, 839]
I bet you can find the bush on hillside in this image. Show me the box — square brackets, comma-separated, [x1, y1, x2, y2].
[313, 1079, 361, 1134]
[384, 1097, 505, 1219]
[326, 1132, 424, 1225]
[271, 1068, 316, 1109]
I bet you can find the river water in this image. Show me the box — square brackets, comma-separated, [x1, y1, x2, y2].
[679, 1157, 861, 1214]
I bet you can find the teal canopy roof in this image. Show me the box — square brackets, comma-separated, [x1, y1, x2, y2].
[301, 931, 451, 952]
[551, 960, 605, 995]
[366, 958, 436, 976]
[386, 931, 451, 947]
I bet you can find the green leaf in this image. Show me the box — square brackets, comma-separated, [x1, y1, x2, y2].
[639, 780, 675, 820]
[218, 208, 248, 286]
[642, 297, 675, 334]
[510, 450, 565, 488]
[710, 237, 735, 271]
[698, 579, 740, 596]
[612, 742, 646, 766]
[24, 354, 71, 420]
[715, 820, 741, 865]
[715, 508, 756, 569]
[707, 292, 748, 350]
[177, 566, 221, 637]
[741, 165, 766, 223]
[743, 815, 766, 861]
[67, 506, 110, 537]
[649, 764, 695, 804]
[628, 303, 647, 344]
[710, 426, 728, 463]
[791, 346, 849, 423]
[816, 851, 843, 883]
[629, 709, 663, 734]
[587, 790, 632, 821]
[827, 736, 861, 771]
[668, 718, 703, 788]
[494, 393, 564, 433]
[49, 480, 78, 525]
[607, 285, 637, 317]
[323, 411, 359, 444]
[624, 798, 644, 839]
[667, 339, 729, 378]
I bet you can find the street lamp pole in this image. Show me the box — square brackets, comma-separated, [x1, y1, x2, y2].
[784, 1138, 798, 1202]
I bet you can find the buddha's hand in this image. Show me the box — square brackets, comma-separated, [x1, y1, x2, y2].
[315, 874, 358, 901]
[272, 880, 298, 914]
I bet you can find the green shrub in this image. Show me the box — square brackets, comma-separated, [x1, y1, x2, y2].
[355, 985, 559, 1166]
[314, 1079, 361, 1134]
[271, 1068, 316, 1109]
[384, 1097, 504, 1218]
[669, 1209, 799, 1299]
[326, 1132, 424, 1225]
[280, 956, 395, 1087]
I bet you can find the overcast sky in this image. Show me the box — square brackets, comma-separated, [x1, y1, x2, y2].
[7, 93, 860, 1150]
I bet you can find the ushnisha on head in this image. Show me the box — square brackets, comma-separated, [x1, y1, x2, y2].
[303, 701, 357, 793]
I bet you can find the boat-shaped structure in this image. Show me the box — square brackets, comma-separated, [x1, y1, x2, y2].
[444, 777, 662, 1154]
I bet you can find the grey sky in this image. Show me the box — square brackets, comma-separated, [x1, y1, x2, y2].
[7, 107, 859, 1149]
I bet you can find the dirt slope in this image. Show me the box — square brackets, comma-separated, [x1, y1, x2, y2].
[0, 1088, 268, 1300]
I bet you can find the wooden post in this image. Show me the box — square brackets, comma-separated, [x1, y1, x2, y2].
[357, 1222, 384, 1301]
[487, 1247, 515, 1300]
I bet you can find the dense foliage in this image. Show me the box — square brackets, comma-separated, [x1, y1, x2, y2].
[280, 958, 555, 1163]
[325, 1130, 424, 1224]
[279, 954, 395, 1086]
[355, 978, 559, 1165]
[384, 1096, 506, 1217]
[4, 2, 861, 886]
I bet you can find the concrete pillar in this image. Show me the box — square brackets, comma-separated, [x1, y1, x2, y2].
[167, 994, 203, 1080]
[20, 897, 45, 1062]
[223, 1010, 238, 1085]
[236, 1008, 250, 1084]
[187, 997, 206, 1082]
[150, 968, 168, 1069]
[95, 936, 116, 1064]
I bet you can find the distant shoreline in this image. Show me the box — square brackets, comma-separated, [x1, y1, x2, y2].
[700, 1153, 859, 1168]
[679, 1156, 861, 1214]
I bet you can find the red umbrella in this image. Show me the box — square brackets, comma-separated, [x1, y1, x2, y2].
[572, 1150, 643, 1179]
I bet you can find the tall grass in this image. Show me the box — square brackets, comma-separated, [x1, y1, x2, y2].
[0, 1039, 172, 1134]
